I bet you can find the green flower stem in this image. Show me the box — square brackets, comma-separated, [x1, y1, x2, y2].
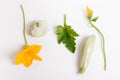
[20, 5, 28, 45]
[89, 21, 106, 70]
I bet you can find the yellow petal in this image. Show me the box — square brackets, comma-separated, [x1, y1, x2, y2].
[22, 54, 33, 67]
[28, 45, 42, 54]
[87, 6, 93, 18]
[34, 55, 42, 61]
[28, 51, 42, 61]
[16, 49, 27, 65]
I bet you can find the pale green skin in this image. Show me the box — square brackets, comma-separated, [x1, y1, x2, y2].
[80, 35, 96, 74]
[29, 21, 48, 37]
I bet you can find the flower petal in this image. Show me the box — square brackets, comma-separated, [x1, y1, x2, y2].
[34, 54, 42, 61]
[23, 55, 33, 67]
[28, 45, 42, 54]
[87, 6, 93, 19]
[16, 49, 28, 65]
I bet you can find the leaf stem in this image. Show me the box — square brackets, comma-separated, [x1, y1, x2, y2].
[64, 14, 67, 26]
[20, 5, 28, 45]
[89, 21, 106, 70]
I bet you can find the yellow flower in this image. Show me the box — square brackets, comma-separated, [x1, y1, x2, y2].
[87, 6, 93, 19]
[16, 44, 42, 67]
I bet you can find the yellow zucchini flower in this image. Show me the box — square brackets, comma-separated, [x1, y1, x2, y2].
[87, 6, 93, 19]
[16, 45, 42, 67]
[16, 5, 43, 67]
[86, 6, 107, 70]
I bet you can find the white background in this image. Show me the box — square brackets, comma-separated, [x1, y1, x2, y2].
[0, 0, 120, 80]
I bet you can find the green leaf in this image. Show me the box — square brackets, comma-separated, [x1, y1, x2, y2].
[91, 16, 99, 22]
[65, 25, 79, 37]
[56, 25, 64, 44]
[56, 14, 79, 53]
[65, 35, 76, 53]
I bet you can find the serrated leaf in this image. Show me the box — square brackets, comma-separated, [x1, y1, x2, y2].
[56, 25, 64, 44]
[56, 14, 79, 53]
[62, 31, 76, 53]
[91, 16, 99, 22]
[65, 25, 79, 37]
